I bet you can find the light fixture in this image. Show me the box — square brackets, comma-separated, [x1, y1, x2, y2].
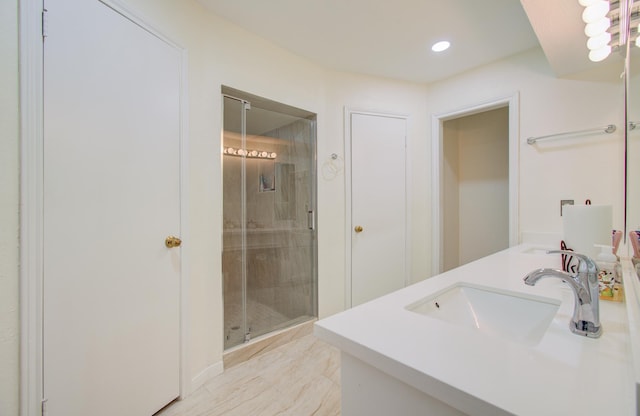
[223, 147, 277, 159]
[584, 17, 611, 37]
[582, 1, 610, 23]
[589, 44, 612, 61]
[587, 31, 611, 49]
[578, 0, 615, 62]
[431, 41, 450, 52]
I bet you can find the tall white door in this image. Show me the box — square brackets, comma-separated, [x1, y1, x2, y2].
[350, 112, 407, 306]
[43, 1, 182, 415]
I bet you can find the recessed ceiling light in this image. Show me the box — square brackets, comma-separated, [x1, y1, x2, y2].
[431, 41, 450, 52]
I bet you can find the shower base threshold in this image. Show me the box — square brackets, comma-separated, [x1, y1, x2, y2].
[223, 317, 316, 369]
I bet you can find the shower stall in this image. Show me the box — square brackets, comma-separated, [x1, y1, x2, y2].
[222, 87, 317, 350]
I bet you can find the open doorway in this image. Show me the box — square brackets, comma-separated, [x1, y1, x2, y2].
[431, 95, 519, 275]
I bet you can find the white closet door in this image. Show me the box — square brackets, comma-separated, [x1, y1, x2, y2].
[350, 112, 407, 306]
[43, 1, 182, 415]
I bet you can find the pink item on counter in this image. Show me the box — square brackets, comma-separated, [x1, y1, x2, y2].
[612, 230, 623, 255]
[630, 230, 640, 259]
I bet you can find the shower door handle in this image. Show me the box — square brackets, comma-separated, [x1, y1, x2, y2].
[308, 210, 315, 230]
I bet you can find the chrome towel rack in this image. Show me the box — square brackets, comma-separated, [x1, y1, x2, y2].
[526, 124, 617, 145]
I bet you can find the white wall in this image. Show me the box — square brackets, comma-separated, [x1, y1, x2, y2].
[322, 70, 429, 315]
[442, 108, 509, 270]
[442, 120, 460, 272]
[0, 1, 19, 415]
[457, 108, 509, 264]
[428, 48, 625, 242]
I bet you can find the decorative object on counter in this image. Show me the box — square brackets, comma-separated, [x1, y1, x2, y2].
[595, 244, 624, 302]
[562, 201, 612, 260]
[561, 231, 621, 272]
[560, 240, 579, 273]
[612, 229, 623, 255]
[630, 230, 640, 265]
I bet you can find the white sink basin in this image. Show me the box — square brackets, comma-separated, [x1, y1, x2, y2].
[406, 283, 560, 346]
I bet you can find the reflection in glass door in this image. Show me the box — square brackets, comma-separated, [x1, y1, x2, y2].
[222, 88, 317, 350]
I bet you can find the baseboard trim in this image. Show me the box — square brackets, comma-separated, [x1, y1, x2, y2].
[188, 361, 224, 395]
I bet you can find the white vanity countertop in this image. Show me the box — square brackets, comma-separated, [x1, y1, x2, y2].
[314, 244, 635, 416]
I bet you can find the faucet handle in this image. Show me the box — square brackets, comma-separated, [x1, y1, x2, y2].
[547, 250, 597, 274]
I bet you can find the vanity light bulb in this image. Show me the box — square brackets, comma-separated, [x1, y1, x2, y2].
[587, 31, 611, 50]
[237, 149, 247, 156]
[249, 150, 258, 157]
[584, 17, 610, 37]
[589, 44, 611, 62]
[269, 152, 277, 158]
[578, 0, 601, 6]
[227, 147, 236, 155]
[582, 1, 610, 24]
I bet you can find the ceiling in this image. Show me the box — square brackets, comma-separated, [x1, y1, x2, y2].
[196, 0, 622, 84]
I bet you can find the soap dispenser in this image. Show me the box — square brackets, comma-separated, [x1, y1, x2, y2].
[594, 244, 622, 301]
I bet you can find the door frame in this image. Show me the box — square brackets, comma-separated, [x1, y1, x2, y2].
[344, 107, 411, 309]
[430, 93, 520, 276]
[19, 1, 190, 414]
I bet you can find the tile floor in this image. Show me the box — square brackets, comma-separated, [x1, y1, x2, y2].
[157, 334, 341, 416]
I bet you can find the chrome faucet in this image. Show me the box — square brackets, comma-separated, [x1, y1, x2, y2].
[524, 250, 602, 338]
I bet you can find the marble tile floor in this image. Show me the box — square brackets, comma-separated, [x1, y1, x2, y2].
[157, 334, 341, 416]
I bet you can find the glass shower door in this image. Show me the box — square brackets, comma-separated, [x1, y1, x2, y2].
[222, 95, 248, 347]
[222, 90, 317, 350]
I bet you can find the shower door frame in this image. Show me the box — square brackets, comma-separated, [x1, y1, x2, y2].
[222, 89, 318, 350]
[223, 94, 251, 346]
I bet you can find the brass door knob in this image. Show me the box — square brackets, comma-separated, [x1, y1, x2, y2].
[354, 225, 363, 233]
[165, 236, 182, 248]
